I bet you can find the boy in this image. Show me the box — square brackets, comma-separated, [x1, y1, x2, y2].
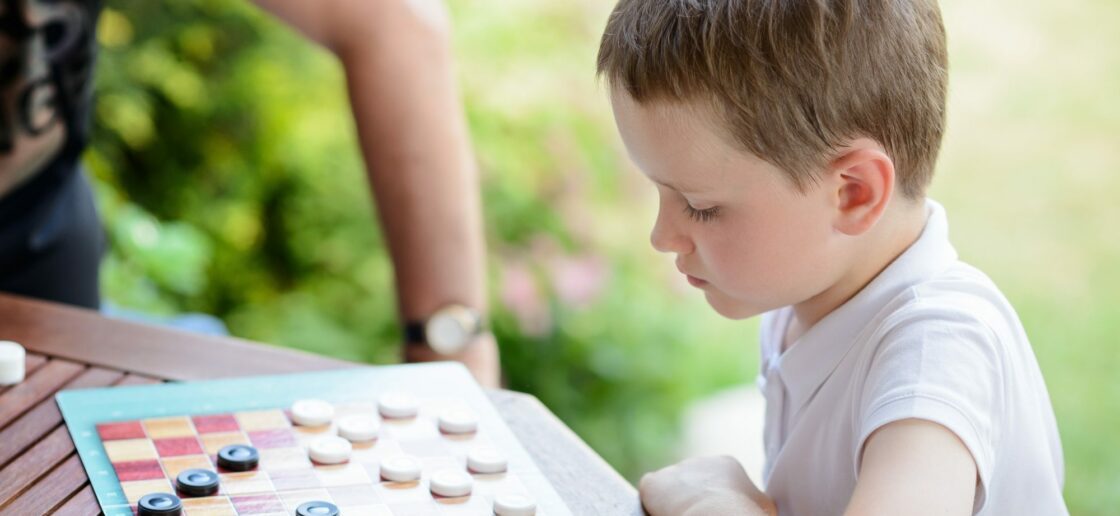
[597, 1, 1067, 515]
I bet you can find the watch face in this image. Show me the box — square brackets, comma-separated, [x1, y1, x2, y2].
[427, 313, 469, 355]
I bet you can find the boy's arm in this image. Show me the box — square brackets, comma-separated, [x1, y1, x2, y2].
[640, 419, 976, 515]
[845, 418, 978, 516]
[248, 0, 497, 386]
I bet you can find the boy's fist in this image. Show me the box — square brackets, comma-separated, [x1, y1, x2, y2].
[639, 456, 777, 516]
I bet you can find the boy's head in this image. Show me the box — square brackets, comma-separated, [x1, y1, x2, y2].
[598, 0, 948, 319]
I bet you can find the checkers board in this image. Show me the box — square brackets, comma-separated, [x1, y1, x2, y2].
[55, 363, 571, 515]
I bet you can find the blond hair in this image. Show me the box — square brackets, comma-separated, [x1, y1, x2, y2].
[597, 0, 949, 198]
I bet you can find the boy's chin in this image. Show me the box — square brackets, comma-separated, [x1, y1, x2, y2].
[705, 291, 764, 320]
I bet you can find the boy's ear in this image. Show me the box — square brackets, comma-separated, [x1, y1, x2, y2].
[827, 139, 895, 236]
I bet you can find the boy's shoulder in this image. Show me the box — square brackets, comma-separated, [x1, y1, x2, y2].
[761, 199, 1028, 368]
[875, 258, 1025, 347]
[859, 198, 1026, 349]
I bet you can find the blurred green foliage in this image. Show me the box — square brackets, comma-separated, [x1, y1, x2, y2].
[89, 0, 1118, 512]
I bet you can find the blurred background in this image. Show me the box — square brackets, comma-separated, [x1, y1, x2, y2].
[87, 0, 1117, 514]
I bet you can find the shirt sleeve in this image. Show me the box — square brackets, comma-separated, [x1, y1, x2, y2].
[855, 302, 1005, 514]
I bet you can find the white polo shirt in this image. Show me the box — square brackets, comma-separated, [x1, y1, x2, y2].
[757, 200, 1066, 515]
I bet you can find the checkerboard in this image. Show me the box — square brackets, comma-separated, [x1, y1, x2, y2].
[57, 363, 571, 515]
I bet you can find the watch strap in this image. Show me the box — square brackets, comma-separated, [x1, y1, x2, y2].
[404, 322, 427, 345]
[403, 306, 486, 349]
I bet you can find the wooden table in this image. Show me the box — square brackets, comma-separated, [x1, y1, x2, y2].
[0, 293, 642, 515]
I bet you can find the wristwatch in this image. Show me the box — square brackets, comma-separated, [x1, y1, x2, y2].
[404, 304, 484, 356]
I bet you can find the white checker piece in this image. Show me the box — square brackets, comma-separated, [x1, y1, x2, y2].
[0, 341, 25, 385]
[308, 435, 352, 464]
[438, 407, 479, 434]
[337, 414, 380, 442]
[380, 455, 423, 482]
[494, 494, 538, 516]
[467, 447, 509, 474]
[378, 392, 419, 419]
[290, 398, 334, 426]
[430, 468, 473, 497]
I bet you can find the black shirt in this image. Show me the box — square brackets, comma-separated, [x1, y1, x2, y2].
[0, 1, 104, 309]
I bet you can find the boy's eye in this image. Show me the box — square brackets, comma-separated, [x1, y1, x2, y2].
[683, 204, 720, 223]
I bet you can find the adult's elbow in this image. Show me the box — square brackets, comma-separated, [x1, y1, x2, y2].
[330, 0, 454, 62]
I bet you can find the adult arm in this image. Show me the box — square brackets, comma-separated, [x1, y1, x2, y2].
[249, 0, 497, 386]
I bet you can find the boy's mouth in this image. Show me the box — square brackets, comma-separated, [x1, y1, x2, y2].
[685, 274, 708, 288]
[676, 263, 709, 288]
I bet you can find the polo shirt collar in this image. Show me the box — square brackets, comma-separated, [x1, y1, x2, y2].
[773, 199, 959, 421]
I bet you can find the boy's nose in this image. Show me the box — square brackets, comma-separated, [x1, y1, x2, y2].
[650, 210, 694, 255]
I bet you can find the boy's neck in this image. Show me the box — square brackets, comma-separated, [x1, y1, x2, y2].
[783, 199, 928, 351]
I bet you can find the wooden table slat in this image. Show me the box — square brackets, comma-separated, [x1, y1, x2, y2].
[491, 391, 644, 516]
[1, 294, 352, 380]
[0, 454, 87, 515]
[0, 425, 76, 508]
[0, 353, 48, 397]
[0, 367, 124, 467]
[26, 353, 48, 369]
[0, 359, 85, 432]
[51, 484, 97, 516]
[115, 373, 163, 386]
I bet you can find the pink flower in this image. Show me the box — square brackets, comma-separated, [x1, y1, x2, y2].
[549, 254, 609, 308]
[500, 261, 553, 337]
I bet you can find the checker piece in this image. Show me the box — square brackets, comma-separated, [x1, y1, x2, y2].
[290, 398, 334, 426]
[378, 392, 418, 419]
[380, 455, 422, 482]
[430, 469, 473, 497]
[308, 435, 352, 464]
[337, 414, 380, 442]
[296, 500, 340, 516]
[438, 407, 479, 434]
[0, 340, 25, 385]
[494, 494, 538, 516]
[137, 492, 183, 516]
[467, 447, 508, 474]
[217, 444, 259, 471]
[175, 468, 219, 497]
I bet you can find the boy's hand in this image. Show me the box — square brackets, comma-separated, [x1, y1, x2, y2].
[640, 456, 777, 516]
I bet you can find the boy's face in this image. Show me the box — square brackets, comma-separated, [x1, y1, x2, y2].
[611, 91, 845, 319]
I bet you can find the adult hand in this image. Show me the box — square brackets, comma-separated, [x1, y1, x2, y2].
[640, 456, 777, 516]
[404, 331, 500, 388]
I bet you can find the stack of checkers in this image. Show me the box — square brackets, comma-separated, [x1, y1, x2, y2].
[125, 393, 537, 515]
